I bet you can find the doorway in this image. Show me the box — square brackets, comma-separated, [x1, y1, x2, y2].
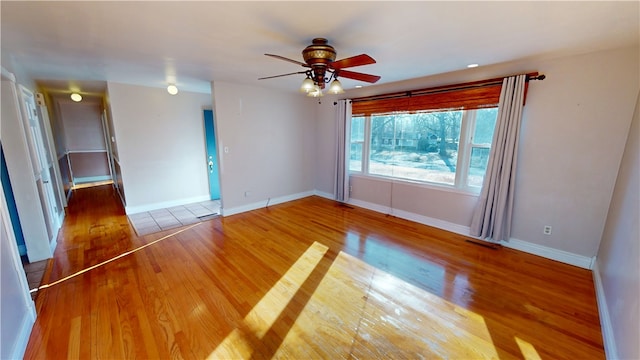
[19, 86, 63, 245]
[203, 109, 220, 200]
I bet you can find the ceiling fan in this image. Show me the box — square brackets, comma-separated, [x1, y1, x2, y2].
[259, 38, 381, 96]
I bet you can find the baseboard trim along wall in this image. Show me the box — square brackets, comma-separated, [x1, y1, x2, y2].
[500, 238, 595, 269]
[222, 190, 315, 217]
[73, 175, 112, 184]
[11, 305, 35, 360]
[347, 197, 595, 270]
[591, 260, 617, 359]
[125, 195, 211, 215]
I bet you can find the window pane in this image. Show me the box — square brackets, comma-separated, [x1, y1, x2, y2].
[469, 147, 490, 187]
[473, 107, 498, 144]
[369, 111, 462, 185]
[350, 116, 365, 171]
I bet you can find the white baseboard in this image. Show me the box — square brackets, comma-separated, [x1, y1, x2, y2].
[125, 195, 211, 214]
[11, 303, 36, 360]
[222, 191, 315, 216]
[592, 260, 617, 360]
[347, 198, 594, 270]
[49, 235, 57, 254]
[73, 175, 112, 184]
[500, 238, 595, 269]
[313, 190, 334, 200]
[348, 198, 471, 238]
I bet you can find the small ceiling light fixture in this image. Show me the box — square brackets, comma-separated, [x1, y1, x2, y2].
[328, 78, 344, 94]
[167, 84, 179, 95]
[467, 63, 479, 68]
[300, 75, 315, 93]
[307, 84, 323, 98]
[70, 93, 82, 102]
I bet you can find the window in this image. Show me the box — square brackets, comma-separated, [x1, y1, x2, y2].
[348, 73, 537, 192]
[350, 107, 498, 192]
[349, 116, 365, 172]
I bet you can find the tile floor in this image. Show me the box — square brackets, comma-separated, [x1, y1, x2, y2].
[21, 256, 49, 299]
[128, 200, 221, 236]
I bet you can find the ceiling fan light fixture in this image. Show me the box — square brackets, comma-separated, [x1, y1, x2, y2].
[167, 84, 179, 95]
[70, 93, 82, 102]
[300, 77, 315, 93]
[307, 84, 323, 98]
[328, 78, 344, 94]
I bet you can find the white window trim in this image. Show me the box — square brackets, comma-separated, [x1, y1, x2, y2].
[350, 108, 493, 194]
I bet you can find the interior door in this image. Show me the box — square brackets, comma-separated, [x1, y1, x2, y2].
[203, 110, 220, 200]
[19, 86, 59, 241]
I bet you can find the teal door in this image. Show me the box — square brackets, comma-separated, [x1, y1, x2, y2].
[203, 110, 220, 200]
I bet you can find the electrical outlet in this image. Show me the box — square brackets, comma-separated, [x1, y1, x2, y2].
[543, 225, 552, 235]
[244, 191, 251, 197]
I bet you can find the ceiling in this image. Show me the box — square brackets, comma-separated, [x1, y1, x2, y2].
[2, 1, 638, 97]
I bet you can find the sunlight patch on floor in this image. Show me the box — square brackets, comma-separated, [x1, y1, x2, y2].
[207, 241, 328, 360]
[275, 251, 501, 359]
[515, 336, 543, 360]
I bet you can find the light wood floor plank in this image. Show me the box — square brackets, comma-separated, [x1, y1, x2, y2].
[24, 185, 604, 359]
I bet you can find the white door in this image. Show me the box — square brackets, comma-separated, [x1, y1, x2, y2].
[18, 86, 60, 242]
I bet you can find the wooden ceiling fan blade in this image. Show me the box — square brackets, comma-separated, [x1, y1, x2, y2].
[337, 70, 381, 83]
[265, 54, 309, 67]
[330, 54, 376, 70]
[258, 71, 307, 80]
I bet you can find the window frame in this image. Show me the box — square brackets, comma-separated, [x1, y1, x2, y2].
[350, 107, 496, 193]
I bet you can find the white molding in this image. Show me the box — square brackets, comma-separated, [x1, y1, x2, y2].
[313, 190, 334, 200]
[125, 194, 211, 214]
[0, 174, 36, 360]
[11, 306, 36, 360]
[393, 208, 472, 236]
[73, 175, 112, 184]
[49, 235, 57, 254]
[500, 238, 594, 269]
[347, 198, 594, 269]
[1, 66, 16, 82]
[222, 191, 314, 217]
[592, 260, 618, 360]
[348, 198, 391, 214]
[348, 198, 471, 236]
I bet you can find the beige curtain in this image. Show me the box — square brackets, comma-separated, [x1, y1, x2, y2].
[470, 75, 526, 241]
[335, 100, 352, 202]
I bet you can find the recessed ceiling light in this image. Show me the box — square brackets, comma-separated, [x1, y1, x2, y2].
[355, 85, 363, 88]
[70, 93, 82, 102]
[467, 63, 479, 68]
[167, 84, 178, 95]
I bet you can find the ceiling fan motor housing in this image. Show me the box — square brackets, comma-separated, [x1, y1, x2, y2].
[302, 38, 336, 88]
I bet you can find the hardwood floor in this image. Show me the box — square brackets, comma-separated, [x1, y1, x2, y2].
[24, 185, 604, 359]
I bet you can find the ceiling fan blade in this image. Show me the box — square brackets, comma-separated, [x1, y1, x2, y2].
[330, 54, 376, 70]
[265, 54, 309, 67]
[258, 71, 307, 80]
[336, 70, 381, 83]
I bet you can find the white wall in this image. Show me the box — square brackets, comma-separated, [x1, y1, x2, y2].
[58, 101, 105, 151]
[212, 81, 316, 213]
[594, 91, 639, 360]
[0, 179, 36, 360]
[315, 46, 639, 261]
[106, 82, 212, 213]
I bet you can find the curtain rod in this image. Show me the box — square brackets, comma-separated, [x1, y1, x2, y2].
[334, 72, 544, 105]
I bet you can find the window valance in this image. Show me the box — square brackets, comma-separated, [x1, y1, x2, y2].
[352, 72, 542, 116]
